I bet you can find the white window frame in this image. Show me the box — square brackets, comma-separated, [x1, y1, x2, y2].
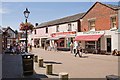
[56, 25, 59, 32]
[68, 23, 72, 31]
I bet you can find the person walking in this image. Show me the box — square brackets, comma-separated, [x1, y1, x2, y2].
[45, 43, 48, 50]
[29, 44, 32, 52]
[73, 41, 78, 54]
[9, 44, 13, 52]
[70, 42, 73, 53]
[54, 42, 57, 51]
[75, 42, 82, 57]
[21, 43, 25, 53]
[79, 46, 83, 57]
[47, 44, 51, 51]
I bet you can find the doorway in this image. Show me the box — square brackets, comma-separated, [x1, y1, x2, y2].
[107, 38, 111, 52]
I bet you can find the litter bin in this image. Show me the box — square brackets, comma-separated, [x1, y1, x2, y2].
[22, 53, 34, 76]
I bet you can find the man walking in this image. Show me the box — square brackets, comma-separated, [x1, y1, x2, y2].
[73, 41, 77, 54]
[75, 42, 82, 57]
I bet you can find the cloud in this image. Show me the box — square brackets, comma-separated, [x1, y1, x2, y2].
[0, 7, 10, 14]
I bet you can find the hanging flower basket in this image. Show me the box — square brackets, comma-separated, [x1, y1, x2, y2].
[19, 22, 34, 31]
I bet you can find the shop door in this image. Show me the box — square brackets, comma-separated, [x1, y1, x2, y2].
[107, 38, 111, 52]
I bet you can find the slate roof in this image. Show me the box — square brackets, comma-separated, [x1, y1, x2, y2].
[101, 2, 120, 10]
[1, 27, 15, 33]
[36, 12, 85, 28]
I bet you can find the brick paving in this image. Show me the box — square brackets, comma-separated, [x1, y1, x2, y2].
[32, 48, 119, 78]
[1, 48, 119, 79]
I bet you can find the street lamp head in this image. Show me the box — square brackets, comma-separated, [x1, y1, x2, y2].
[24, 8, 30, 19]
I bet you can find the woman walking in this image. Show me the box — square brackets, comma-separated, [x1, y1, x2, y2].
[54, 42, 57, 51]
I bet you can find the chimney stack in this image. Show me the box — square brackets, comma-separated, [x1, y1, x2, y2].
[35, 23, 38, 27]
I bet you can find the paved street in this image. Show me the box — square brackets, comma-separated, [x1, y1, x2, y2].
[32, 48, 119, 78]
[1, 48, 119, 79]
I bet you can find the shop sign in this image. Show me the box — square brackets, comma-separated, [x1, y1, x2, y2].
[78, 31, 104, 35]
[51, 31, 76, 37]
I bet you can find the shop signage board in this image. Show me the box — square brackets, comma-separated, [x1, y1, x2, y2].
[51, 31, 76, 37]
[77, 31, 105, 36]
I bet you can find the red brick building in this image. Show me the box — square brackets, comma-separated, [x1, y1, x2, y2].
[75, 2, 120, 53]
[81, 2, 119, 32]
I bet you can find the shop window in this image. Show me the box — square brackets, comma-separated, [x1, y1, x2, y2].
[59, 39, 64, 47]
[85, 41, 95, 49]
[56, 26, 59, 32]
[68, 24, 72, 31]
[88, 20, 95, 30]
[111, 16, 116, 28]
[34, 38, 40, 48]
[34, 30, 37, 34]
[46, 27, 48, 33]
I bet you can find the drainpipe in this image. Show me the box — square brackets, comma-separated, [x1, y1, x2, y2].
[117, 4, 120, 52]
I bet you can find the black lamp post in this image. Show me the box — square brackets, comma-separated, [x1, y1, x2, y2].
[23, 8, 30, 53]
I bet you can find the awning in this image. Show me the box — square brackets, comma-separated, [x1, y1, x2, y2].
[74, 35, 103, 41]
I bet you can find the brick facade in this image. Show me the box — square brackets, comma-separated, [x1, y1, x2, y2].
[81, 2, 118, 32]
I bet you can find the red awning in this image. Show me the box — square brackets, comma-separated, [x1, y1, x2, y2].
[74, 35, 103, 41]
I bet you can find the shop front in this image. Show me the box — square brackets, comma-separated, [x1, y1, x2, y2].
[74, 31, 104, 53]
[34, 38, 40, 48]
[50, 31, 76, 50]
[41, 37, 48, 48]
[104, 30, 119, 53]
[32, 35, 48, 48]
